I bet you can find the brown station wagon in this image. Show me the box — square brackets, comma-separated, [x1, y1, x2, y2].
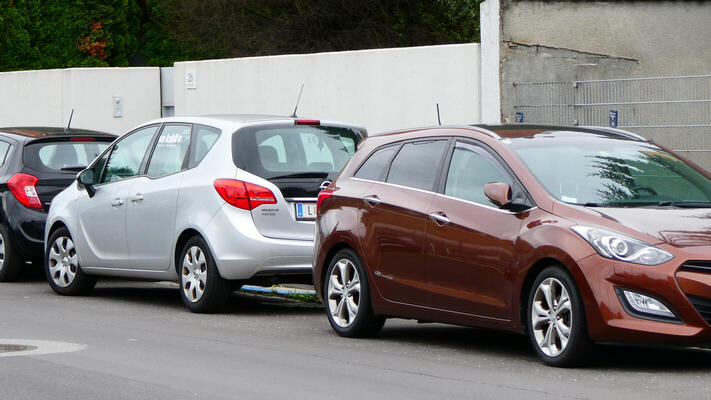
[313, 124, 711, 367]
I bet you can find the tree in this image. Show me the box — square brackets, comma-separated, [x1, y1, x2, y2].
[139, 0, 482, 66]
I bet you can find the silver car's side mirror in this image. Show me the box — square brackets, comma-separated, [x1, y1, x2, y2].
[77, 169, 97, 198]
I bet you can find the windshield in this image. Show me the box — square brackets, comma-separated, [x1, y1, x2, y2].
[509, 135, 711, 206]
[233, 124, 364, 180]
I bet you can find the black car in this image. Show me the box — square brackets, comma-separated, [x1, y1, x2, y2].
[0, 127, 115, 281]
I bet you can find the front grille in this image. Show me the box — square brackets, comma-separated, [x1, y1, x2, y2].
[680, 261, 711, 274]
[686, 295, 711, 325]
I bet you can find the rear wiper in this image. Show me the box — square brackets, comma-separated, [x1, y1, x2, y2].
[269, 172, 329, 180]
[61, 166, 87, 172]
[657, 201, 711, 208]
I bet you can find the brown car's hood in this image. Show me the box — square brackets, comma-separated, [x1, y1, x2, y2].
[589, 207, 711, 248]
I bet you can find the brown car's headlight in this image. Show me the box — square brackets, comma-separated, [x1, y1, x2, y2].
[571, 226, 674, 266]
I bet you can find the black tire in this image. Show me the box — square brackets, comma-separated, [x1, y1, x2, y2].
[178, 236, 231, 313]
[45, 227, 96, 295]
[526, 265, 591, 367]
[324, 248, 385, 337]
[0, 224, 22, 282]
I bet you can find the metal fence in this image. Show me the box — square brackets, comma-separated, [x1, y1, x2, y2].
[512, 75, 711, 160]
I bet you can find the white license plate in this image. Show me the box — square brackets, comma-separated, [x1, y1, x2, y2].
[295, 202, 317, 220]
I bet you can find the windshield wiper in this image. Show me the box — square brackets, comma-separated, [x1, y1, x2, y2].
[269, 172, 329, 180]
[657, 201, 711, 208]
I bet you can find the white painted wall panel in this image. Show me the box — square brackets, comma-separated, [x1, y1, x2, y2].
[0, 67, 161, 135]
[174, 44, 481, 134]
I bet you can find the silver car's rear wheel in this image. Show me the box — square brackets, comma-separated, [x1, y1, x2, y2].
[531, 277, 573, 358]
[181, 246, 207, 303]
[327, 258, 361, 328]
[47, 236, 79, 288]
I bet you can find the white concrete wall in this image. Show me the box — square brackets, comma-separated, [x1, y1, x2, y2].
[173, 44, 481, 134]
[480, 0, 501, 124]
[0, 67, 161, 135]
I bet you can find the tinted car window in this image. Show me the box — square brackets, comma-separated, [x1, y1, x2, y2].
[354, 145, 397, 181]
[147, 124, 191, 178]
[101, 126, 158, 183]
[386, 140, 448, 191]
[191, 125, 220, 167]
[233, 124, 363, 180]
[0, 141, 11, 167]
[24, 141, 109, 172]
[445, 142, 509, 206]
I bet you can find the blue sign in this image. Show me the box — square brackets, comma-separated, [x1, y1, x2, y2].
[515, 112, 524, 123]
[297, 204, 304, 218]
[609, 109, 618, 128]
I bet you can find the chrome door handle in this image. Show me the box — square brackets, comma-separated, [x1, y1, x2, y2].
[363, 195, 382, 206]
[111, 198, 124, 207]
[131, 194, 144, 203]
[429, 212, 450, 226]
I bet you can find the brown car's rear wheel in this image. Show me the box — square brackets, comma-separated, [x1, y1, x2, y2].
[324, 248, 384, 337]
[527, 265, 591, 367]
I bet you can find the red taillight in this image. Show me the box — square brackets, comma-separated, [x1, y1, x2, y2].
[70, 137, 95, 142]
[316, 188, 333, 213]
[8, 173, 42, 209]
[214, 179, 277, 210]
[295, 119, 320, 126]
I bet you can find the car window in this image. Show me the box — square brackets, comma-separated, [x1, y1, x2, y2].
[147, 124, 191, 178]
[0, 141, 11, 167]
[101, 126, 158, 183]
[386, 140, 448, 191]
[234, 125, 362, 179]
[354, 145, 397, 181]
[445, 142, 510, 206]
[191, 125, 221, 167]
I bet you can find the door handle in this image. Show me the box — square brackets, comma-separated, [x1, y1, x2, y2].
[429, 212, 450, 226]
[363, 195, 382, 207]
[111, 198, 124, 207]
[131, 194, 144, 203]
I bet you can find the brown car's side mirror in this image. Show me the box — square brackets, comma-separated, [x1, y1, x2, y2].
[484, 182, 512, 208]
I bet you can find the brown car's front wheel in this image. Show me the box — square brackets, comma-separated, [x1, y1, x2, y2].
[324, 248, 384, 337]
[527, 266, 591, 367]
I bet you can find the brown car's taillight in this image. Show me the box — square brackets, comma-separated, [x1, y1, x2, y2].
[317, 188, 333, 213]
[214, 179, 277, 210]
[7, 173, 42, 209]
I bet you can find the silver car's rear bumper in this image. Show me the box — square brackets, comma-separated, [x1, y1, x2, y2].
[203, 204, 313, 280]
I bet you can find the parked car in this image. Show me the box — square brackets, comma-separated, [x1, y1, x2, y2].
[313, 124, 711, 367]
[45, 115, 366, 312]
[0, 127, 115, 281]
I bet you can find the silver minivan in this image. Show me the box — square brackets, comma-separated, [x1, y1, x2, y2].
[44, 115, 366, 312]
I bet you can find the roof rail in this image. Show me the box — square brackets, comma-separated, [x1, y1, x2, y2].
[579, 126, 648, 142]
[467, 125, 502, 140]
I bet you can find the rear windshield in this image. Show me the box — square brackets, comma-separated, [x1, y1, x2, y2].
[232, 124, 364, 179]
[24, 140, 111, 173]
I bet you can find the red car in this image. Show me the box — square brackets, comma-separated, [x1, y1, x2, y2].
[313, 124, 711, 367]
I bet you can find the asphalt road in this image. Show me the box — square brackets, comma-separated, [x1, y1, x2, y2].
[1, 273, 710, 400]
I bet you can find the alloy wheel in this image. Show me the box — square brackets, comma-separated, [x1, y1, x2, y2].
[327, 258, 361, 328]
[47, 237, 79, 288]
[0, 233, 5, 272]
[182, 246, 207, 303]
[531, 277, 573, 357]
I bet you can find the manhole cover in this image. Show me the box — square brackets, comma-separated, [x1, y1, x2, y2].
[0, 344, 37, 353]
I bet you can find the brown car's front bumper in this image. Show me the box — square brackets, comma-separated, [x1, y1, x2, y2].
[576, 250, 711, 344]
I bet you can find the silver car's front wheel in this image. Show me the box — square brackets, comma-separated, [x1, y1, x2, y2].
[181, 246, 207, 303]
[531, 277, 573, 358]
[47, 236, 79, 288]
[327, 258, 361, 328]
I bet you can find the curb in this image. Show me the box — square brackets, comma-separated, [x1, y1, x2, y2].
[240, 285, 317, 296]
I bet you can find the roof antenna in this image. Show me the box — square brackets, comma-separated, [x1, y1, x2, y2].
[65, 108, 74, 132]
[290, 84, 304, 118]
[436, 103, 442, 126]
